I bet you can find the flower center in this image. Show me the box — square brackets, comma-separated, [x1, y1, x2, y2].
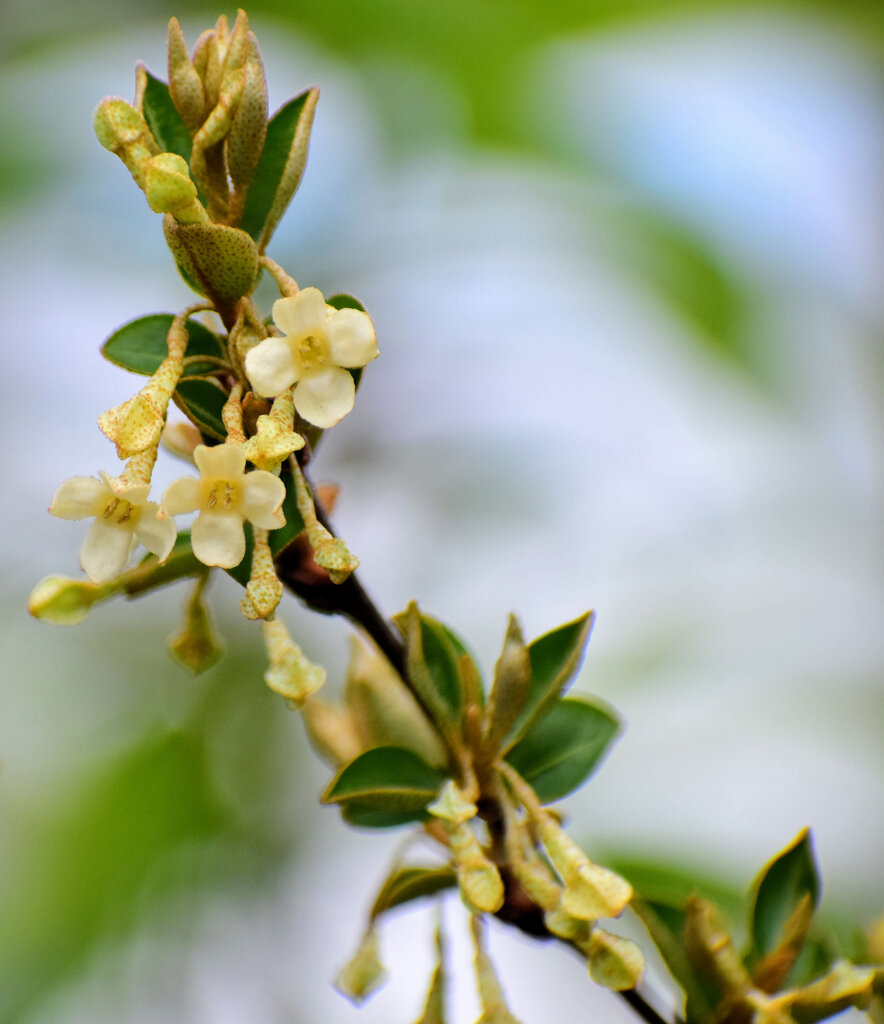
[297, 333, 328, 370]
[203, 479, 240, 513]
[101, 496, 139, 526]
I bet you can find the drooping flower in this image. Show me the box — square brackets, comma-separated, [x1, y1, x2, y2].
[161, 443, 285, 568]
[244, 287, 378, 428]
[49, 471, 176, 584]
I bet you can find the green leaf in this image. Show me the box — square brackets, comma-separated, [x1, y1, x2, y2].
[323, 745, 444, 813]
[395, 603, 464, 737]
[502, 611, 595, 752]
[751, 829, 820, 960]
[341, 804, 429, 830]
[370, 866, 457, 921]
[240, 88, 318, 248]
[102, 314, 225, 376]
[482, 615, 530, 756]
[141, 70, 192, 162]
[504, 696, 619, 803]
[173, 378, 227, 440]
[632, 899, 717, 1023]
[268, 462, 306, 558]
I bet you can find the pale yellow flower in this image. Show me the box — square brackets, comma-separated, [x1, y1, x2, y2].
[244, 287, 378, 428]
[161, 443, 285, 568]
[50, 472, 176, 583]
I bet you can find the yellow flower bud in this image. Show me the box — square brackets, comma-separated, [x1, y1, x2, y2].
[27, 575, 116, 625]
[428, 781, 478, 825]
[586, 929, 645, 991]
[144, 153, 207, 223]
[447, 822, 504, 915]
[93, 97, 158, 188]
[168, 576, 222, 674]
[262, 618, 325, 706]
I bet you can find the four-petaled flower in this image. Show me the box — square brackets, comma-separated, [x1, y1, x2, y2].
[244, 287, 378, 428]
[50, 473, 176, 584]
[162, 443, 285, 568]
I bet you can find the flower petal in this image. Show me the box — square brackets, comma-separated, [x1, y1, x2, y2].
[134, 503, 178, 561]
[327, 308, 378, 368]
[50, 476, 107, 519]
[191, 512, 246, 568]
[162, 476, 201, 516]
[242, 471, 286, 529]
[273, 288, 328, 338]
[194, 443, 247, 480]
[80, 519, 134, 583]
[293, 366, 356, 429]
[245, 336, 299, 397]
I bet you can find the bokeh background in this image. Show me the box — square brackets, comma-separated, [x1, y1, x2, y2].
[1, 1, 882, 1022]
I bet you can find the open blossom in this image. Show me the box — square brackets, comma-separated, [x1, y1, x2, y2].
[161, 443, 285, 569]
[244, 287, 378, 428]
[49, 472, 176, 584]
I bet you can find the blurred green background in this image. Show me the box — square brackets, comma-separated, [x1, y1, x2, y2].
[2, 1, 882, 1022]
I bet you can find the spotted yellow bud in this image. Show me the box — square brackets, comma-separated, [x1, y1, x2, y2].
[262, 618, 325, 706]
[586, 929, 645, 991]
[243, 389, 304, 472]
[167, 17, 207, 131]
[334, 928, 387, 1005]
[93, 97, 158, 188]
[240, 528, 283, 620]
[144, 153, 207, 222]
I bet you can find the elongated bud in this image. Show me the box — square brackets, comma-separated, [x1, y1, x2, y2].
[414, 921, 448, 1024]
[168, 575, 223, 674]
[240, 528, 283, 619]
[99, 317, 188, 457]
[446, 821, 504, 914]
[144, 153, 207, 222]
[300, 696, 365, 766]
[536, 816, 632, 921]
[227, 43, 268, 205]
[684, 896, 752, 997]
[167, 17, 206, 131]
[262, 618, 325, 706]
[291, 456, 358, 583]
[334, 928, 387, 1005]
[94, 98, 159, 188]
[28, 575, 117, 624]
[471, 916, 523, 1024]
[586, 929, 645, 991]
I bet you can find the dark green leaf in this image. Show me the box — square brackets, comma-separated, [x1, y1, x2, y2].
[142, 70, 192, 162]
[504, 696, 619, 803]
[268, 462, 306, 557]
[751, 829, 820, 959]
[502, 611, 595, 752]
[323, 745, 444, 812]
[173, 378, 227, 440]
[240, 88, 318, 248]
[102, 314, 225, 376]
[370, 866, 457, 921]
[341, 803, 429, 830]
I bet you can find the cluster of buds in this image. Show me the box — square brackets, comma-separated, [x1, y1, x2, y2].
[30, 11, 377, 695]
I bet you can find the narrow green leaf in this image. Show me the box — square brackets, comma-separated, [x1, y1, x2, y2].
[504, 696, 619, 803]
[323, 745, 444, 812]
[370, 866, 457, 922]
[173, 377, 227, 440]
[240, 88, 318, 248]
[102, 314, 225, 376]
[141, 70, 192, 162]
[395, 603, 464, 737]
[268, 462, 306, 557]
[632, 900, 717, 1022]
[751, 829, 820, 959]
[482, 614, 530, 756]
[502, 611, 595, 752]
